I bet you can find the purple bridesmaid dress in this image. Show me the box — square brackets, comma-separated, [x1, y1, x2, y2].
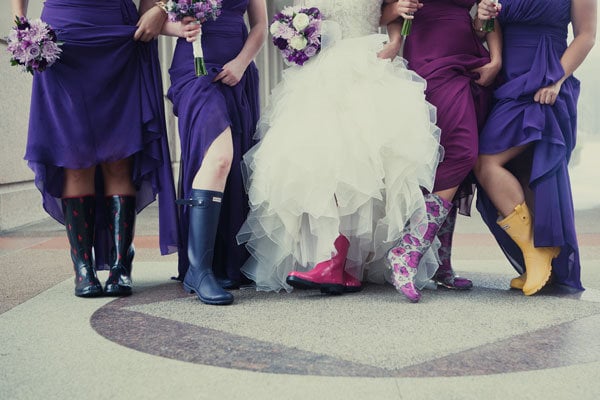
[403, 0, 493, 212]
[476, 0, 583, 290]
[25, 0, 178, 267]
[167, 0, 259, 283]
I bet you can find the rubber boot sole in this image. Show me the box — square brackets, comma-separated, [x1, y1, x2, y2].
[286, 275, 344, 295]
[522, 270, 552, 296]
[183, 283, 234, 305]
[75, 284, 103, 298]
[522, 248, 559, 296]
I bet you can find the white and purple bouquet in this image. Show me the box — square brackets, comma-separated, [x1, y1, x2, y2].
[160, 0, 223, 76]
[270, 6, 322, 66]
[6, 16, 62, 75]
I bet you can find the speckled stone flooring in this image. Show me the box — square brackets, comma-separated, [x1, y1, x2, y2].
[90, 275, 600, 378]
[2, 205, 600, 399]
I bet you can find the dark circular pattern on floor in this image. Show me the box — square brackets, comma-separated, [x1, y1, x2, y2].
[91, 280, 600, 377]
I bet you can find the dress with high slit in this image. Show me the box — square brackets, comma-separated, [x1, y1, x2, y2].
[167, 0, 260, 282]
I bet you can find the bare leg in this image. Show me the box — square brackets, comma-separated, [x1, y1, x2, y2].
[474, 144, 530, 217]
[192, 127, 233, 190]
[434, 186, 458, 203]
[63, 166, 96, 197]
[101, 158, 135, 196]
[506, 149, 535, 213]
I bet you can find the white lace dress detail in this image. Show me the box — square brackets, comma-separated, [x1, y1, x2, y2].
[306, 0, 382, 38]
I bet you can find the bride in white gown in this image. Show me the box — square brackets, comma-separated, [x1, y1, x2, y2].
[237, 0, 442, 298]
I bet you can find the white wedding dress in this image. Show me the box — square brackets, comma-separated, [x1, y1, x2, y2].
[237, 0, 443, 291]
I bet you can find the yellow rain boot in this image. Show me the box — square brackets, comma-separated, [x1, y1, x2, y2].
[497, 202, 560, 296]
[510, 272, 526, 290]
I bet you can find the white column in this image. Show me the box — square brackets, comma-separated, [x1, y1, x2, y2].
[255, 0, 293, 108]
[0, 0, 47, 230]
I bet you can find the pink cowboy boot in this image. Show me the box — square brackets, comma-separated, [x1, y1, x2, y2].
[433, 206, 473, 290]
[343, 272, 362, 293]
[286, 234, 349, 295]
[386, 193, 453, 302]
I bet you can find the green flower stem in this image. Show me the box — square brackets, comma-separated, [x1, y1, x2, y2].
[401, 18, 412, 37]
[482, 18, 495, 32]
[195, 57, 208, 77]
[191, 26, 207, 77]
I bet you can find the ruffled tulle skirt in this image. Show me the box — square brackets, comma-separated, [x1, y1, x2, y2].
[237, 34, 442, 292]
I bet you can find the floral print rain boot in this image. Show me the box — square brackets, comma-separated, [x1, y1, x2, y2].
[386, 193, 453, 302]
[433, 206, 473, 290]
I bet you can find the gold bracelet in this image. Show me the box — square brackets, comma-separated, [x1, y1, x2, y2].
[155, 1, 168, 14]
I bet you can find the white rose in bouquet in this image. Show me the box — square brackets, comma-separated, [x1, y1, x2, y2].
[292, 12, 310, 31]
[289, 35, 308, 51]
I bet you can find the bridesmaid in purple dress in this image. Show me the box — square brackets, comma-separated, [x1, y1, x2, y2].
[380, 1, 501, 296]
[12, 0, 178, 297]
[474, 0, 596, 295]
[162, 0, 267, 305]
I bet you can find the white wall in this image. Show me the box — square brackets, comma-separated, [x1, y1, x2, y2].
[0, 0, 47, 230]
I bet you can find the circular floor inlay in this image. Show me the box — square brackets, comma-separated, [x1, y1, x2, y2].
[91, 275, 600, 377]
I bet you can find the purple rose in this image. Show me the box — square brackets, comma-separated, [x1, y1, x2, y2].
[15, 16, 30, 30]
[304, 45, 318, 58]
[306, 7, 320, 16]
[304, 25, 316, 37]
[290, 51, 309, 66]
[27, 45, 40, 58]
[273, 37, 288, 50]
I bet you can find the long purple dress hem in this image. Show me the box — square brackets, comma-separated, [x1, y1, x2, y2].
[167, 0, 259, 282]
[26, 0, 179, 268]
[476, 0, 583, 290]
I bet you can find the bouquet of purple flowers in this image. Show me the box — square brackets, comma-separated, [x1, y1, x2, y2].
[6, 16, 62, 75]
[160, 0, 223, 76]
[270, 6, 322, 66]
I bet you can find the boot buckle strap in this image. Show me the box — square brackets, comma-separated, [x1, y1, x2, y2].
[176, 198, 207, 207]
